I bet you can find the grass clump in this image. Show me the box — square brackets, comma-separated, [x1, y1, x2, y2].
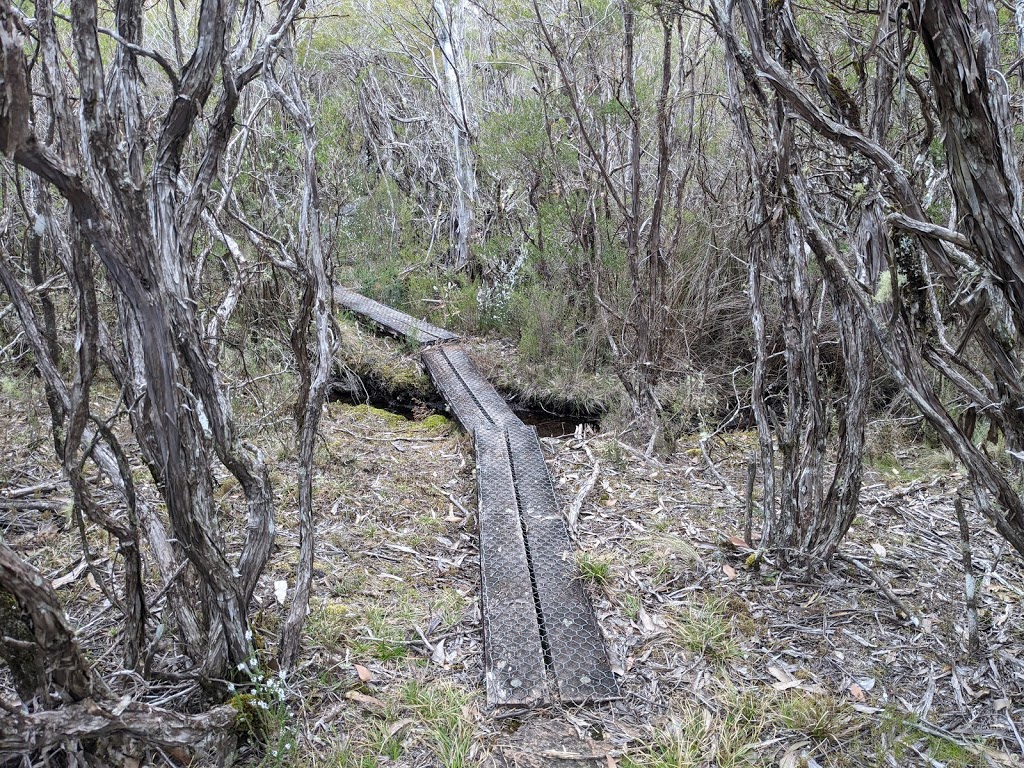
[624, 699, 764, 768]
[626, 686, 856, 768]
[305, 600, 412, 661]
[777, 691, 850, 742]
[402, 680, 475, 768]
[621, 593, 642, 621]
[576, 551, 613, 586]
[305, 602, 356, 651]
[672, 595, 741, 663]
[354, 605, 411, 661]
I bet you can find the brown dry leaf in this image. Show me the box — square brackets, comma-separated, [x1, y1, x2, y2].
[354, 663, 372, 683]
[779, 742, 810, 768]
[166, 747, 191, 766]
[345, 690, 387, 713]
[768, 666, 799, 691]
[387, 718, 417, 740]
[722, 563, 737, 579]
[726, 535, 750, 549]
[849, 683, 866, 702]
[606, 756, 618, 768]
[638, 604, 666, 635]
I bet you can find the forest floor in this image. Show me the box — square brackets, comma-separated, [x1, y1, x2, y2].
[2, 341, 1024, 768]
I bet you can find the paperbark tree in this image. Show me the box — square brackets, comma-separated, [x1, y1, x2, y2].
[710, 0, 879, 568]
[529, 0, 709, 442]
[434, 0, 478, 269]
[0, 0, 334, 759]
[713, 0, 1024, 563]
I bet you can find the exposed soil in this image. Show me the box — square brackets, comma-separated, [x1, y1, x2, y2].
[2, 366, 1023, 768]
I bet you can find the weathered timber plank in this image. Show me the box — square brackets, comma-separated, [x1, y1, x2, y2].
[505, 422, 621, 704]
[328, 286, 620, 706]
[475, 427, 550, 706]
[421, 346, 515, 432]
[334, 286, 457, 344]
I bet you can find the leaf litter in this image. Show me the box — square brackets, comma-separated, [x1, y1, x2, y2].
[2, 373, 1023, 767]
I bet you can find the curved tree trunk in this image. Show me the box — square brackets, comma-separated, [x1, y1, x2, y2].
[0, 0, 332, 760]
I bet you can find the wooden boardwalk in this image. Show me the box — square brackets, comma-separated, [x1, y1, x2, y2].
[336, 288, 620, 705]
[334, 286, 458, 345]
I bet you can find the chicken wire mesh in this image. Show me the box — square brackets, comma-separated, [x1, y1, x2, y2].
[505, 421, 621, 703]
[331, 285, 618, 705]
[334, 286, 457, 344]
[475, 426, 550, 706]
[421, 346, 515, 433]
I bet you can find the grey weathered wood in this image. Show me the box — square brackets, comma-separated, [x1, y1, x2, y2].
[334, 287, 458, 345]
[474, 427, 549, 706]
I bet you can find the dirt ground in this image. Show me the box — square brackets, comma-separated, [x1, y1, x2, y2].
[2, 355, 1023, 768]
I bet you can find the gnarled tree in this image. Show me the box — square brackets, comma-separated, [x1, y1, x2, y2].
[0, 0, 334, 760]
[713, 0, 1024, 564]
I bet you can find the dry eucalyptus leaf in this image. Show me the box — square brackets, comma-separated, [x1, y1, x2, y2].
[354, 663, 372, 683]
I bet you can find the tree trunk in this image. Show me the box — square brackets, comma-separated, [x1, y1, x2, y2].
[434, 0, 477, 270]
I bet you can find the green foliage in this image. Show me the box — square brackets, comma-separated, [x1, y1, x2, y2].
[401, 680, 475, 768]
[229, 659, 297, 765]
[576, 551, 613, 586]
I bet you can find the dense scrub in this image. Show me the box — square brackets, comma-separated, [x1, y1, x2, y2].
[2, 0, 1024, 764]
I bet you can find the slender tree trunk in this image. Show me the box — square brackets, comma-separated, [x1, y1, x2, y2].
[434, 0, 477, 270]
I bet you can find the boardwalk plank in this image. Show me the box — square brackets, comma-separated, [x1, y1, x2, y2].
[475, 427, 550, 706]
[421, 346, 514, 432]
[333, 287, 619, 706]
[334, 287, 457, 344]
[505, 422, 621, 703]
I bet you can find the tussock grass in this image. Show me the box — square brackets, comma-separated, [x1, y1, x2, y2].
[402, 680, 476, 768]
[672, 594, 741, 663]
[625, 686, 858, 768]
[576, 550, 614, 586]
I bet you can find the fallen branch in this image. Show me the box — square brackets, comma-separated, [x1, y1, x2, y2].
[836, 553, 920, 626]
[567, 459, 600, 537]
[0, 698, 236, 754]
[0, 499, 70, 511]
[954, 495, 980, 656]
[337, 427, 448, 443]
[5, 481, 65, 499]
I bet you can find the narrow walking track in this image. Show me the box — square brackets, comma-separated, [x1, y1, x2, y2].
[335, 287, 620, 706]
[334, 286, 458, 345]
